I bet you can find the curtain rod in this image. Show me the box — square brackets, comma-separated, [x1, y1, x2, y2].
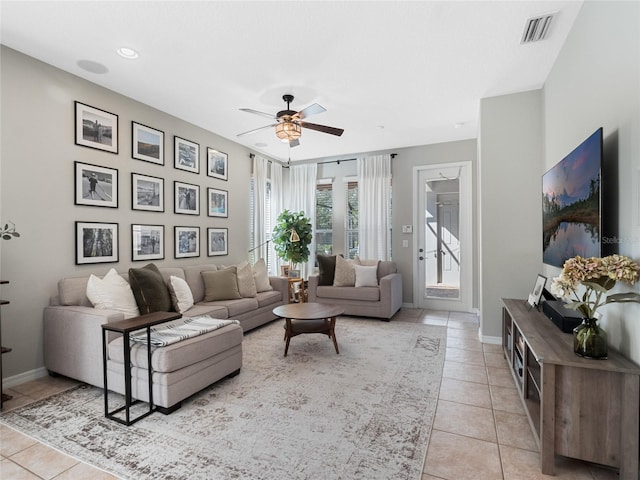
[249, 153, 397, 165]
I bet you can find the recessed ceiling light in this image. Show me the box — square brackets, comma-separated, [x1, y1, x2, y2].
[255, 142, 268, 148]
[77, 59, 108, 74]
[116, 47, 139, 59]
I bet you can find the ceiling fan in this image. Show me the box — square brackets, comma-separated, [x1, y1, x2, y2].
[237, 94, 344, 147]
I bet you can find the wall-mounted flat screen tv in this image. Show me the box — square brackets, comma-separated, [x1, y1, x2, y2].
[542, 128, 602, 267]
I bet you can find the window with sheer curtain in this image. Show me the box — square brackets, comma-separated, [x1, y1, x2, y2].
[315, 180, 333, 258]
[345, 180, 359, 259]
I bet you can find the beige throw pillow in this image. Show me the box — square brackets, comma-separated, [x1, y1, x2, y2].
[236, 261, 258, 298]
[253, 258, 273, 292]
[202, 267, 242, 301]
[333, 255, 361, 287]
[86, 268, 140, 319]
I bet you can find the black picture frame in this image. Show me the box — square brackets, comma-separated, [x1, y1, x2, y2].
[75, 221, 119, 264]
[175, 226, 200, 259]
[174, 136, 199, 174]
[207, 187, 228, 218]
[132, 121, 164, 165]
[207, 147, 228, 181]
[74, 161, 118, 208]
[207, 227, 228, 256]
[132, 224, 164, 261]
[174, 181, 200, 215]
[132, 173, 164, 212]
[74, 101, 118, 154]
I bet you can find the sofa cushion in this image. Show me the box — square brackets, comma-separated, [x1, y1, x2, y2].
[182, 304, 229, 319]
[86, 268, 140, 319]
[201, 298, 259, 317]
[317, 254, 337, 286]
[202, 267, 242, 301]
[316, 285, 380, 302]
[354, 263, 379, 287]
[183, 264, 218, 303]
[255, 290, 283, 308]
[253, 258, 273, 292]
[168, 275, 194, 313]
[59, 276, 93, 307]
[333, 255, 361, 287]
[236, 261, 258, 298]
[129, 263, 172, 314]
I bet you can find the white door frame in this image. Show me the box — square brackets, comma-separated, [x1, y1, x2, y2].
[412, 161, 473, 312]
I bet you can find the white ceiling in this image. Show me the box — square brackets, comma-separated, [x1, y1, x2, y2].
[0, 1, 583, 163]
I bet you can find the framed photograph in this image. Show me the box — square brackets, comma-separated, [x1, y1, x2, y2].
[174, 181, 200, 215]
[175, 226, 200, 258]
[174, 136, 199, 174]
[75, 221, 118, 265]
[207, 227, 228, 256]
[132, 224, 164, 261]
[207, 148, 228, 181]
[207, 187, 228, 218]
[527, 274, 547, 310]
[289, 269, 300, 279]
[132, 173, 164, 212]
[132, 122, 164, 165]
[280, 265, 290, 277]
[74, 101, 118, 153]
[74, 161, 118, 208]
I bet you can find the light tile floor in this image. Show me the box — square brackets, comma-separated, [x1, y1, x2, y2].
[0, 309, 622, 480]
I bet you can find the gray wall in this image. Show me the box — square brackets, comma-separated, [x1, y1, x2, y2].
[0, 46, 255, 379]
[478, 90, 544, 339]
[541, 1, 640, 362]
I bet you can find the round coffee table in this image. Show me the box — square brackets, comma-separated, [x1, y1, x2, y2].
[273, 302, 344, 357]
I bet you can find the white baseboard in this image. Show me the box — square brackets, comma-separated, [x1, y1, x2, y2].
[3, 366, 49, 390]
[480, 334, 502, 345]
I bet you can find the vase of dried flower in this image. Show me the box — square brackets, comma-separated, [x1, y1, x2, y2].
[573, 318, 608, 359]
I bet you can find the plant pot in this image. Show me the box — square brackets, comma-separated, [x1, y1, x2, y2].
[573, 318, 608, 359]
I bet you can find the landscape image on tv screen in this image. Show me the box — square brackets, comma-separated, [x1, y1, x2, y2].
[542, 128, 602, 268]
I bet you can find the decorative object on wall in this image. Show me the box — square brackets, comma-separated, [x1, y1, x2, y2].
[207, 187, 228, 218]
[74, 101, 118, 154]
[132, 224, 164, 261]
[132, 122, 164, 165]
[526, 274, 547, 311]
[0, 221, 20, 240]
[131, 173, 164, 212]
[207, 227, 228, 256]
[174, 181, 200, 215]
[175, 226, 200, 258]
[74, 161, 118, 208]
[207, 148, 228, 181]
[75, 221, 118, 264]
[174, 136, 199, 174]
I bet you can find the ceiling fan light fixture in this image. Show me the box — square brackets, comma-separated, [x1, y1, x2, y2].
[275, 120, 301, 141]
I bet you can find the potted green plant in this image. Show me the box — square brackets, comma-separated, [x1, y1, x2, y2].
[272, 210, 312, 273]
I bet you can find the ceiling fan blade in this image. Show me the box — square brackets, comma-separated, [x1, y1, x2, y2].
[289, 138, 300, 148]
[239, 108, 276, 120]
[236, 123, 278, 137]
[300, 121, 344, 137]
[296, 103, 326, 120]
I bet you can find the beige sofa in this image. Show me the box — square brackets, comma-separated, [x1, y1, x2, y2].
[307, 259, 402, 320]
[44, 263, 288, 412]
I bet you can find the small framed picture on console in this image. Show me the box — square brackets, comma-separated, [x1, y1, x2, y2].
[527, 274, 547, 311]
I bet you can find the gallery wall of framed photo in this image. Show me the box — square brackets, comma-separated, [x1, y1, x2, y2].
[72, 97, 241, 265]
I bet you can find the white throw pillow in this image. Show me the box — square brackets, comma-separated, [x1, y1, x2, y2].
[354, 264, 379, 287]
[333, 255, 361, 287]
[169, 275, 195, 313]
[253, 258, 273, 292]
[236, 261, 258, 298]
[86, 268, 140, 319]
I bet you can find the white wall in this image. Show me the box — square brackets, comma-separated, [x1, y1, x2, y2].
[0, 46, 256, 379]
[542, 1, 640, 362]
[478, 89, 544, 339]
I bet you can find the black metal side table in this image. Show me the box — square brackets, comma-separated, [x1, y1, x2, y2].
[102, 311, 181, 426]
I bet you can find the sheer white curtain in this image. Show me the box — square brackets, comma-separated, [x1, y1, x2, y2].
[270, 161, 284, 274]
[357, 154, 391, 260]
[287, 163, 317, 277]
[251, 155, 269, 262]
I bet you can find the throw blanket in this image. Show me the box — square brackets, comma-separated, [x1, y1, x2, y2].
[129, 316, 239, 347]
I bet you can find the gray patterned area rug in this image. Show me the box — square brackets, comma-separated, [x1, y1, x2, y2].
[1, 318, 446, 480]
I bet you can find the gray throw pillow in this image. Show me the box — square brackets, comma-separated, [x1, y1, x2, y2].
[202, 267, 242, 301]
[128, 263, 172, 314]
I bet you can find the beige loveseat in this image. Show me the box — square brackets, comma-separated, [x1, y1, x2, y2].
[307, 257, 402, 320]
[44, 263, 288, 412]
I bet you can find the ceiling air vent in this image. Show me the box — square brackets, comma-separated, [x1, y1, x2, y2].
[521, 13, 555, 44]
